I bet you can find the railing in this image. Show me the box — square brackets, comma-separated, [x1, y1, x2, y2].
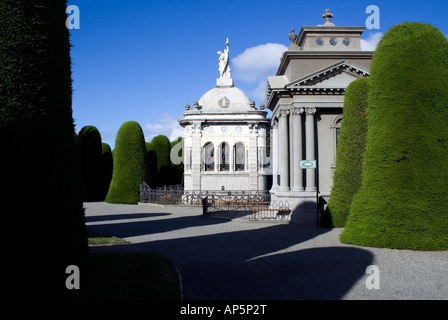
[183, 190, 271, 206]
[139, 182, 290, 221]
[140, 182, 270, 205]
[139, 182, 184, 204]
[207, 200, 291, 221]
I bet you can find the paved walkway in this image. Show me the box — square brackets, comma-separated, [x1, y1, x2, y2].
[85, 202, 448, 300]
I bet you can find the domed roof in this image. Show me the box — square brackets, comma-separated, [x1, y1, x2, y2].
[198, 85, 253, 113]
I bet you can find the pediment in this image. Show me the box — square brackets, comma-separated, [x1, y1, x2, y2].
[286, 60, 369, 89]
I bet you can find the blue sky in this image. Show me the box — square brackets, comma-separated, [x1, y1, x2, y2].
[68, 0, 448, 149]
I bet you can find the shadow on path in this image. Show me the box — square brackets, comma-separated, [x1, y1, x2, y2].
[87, 207, 373, 300]
[87, 214, 229, 238]
[86, 212, 171, 223]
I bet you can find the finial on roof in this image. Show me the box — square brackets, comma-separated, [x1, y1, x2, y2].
[288, 28, 300, 50]
[322, 9, 335, 26]
[289, 28, 297, 44]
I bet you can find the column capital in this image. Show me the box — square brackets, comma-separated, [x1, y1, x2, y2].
[278, 109, 290, 118]
[191, 122, 202, 134]
[305, 107, 317, 115]
[290, 106, 304, 116]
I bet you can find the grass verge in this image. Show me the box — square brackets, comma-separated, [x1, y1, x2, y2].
[87, 230, 129, 246]
[75, 231, 181, 300]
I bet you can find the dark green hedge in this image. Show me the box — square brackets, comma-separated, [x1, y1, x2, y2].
[78, 126, 103, 201]
[101, 142, 113, 199]
[150, 135, 172, 187]
[320, 77, 369, 228]
[340, 23, 448, 250]
[146, 142, 158, 188]
[0, 0, 88, 298]
[106, 121, 149, 204]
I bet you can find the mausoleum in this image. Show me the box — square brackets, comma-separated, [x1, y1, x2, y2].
[180, 39, 270, 192]
[266, 9, 374, 223]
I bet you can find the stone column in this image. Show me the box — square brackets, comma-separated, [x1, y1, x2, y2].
[289, 111, 294, 193]
[278, 109, 290, 192]
[291, 106, 304, 192]
[215, 144, 220, 172]
[305, 107, 317, 192]
[191, 122, 202, 191]
[271, 121, 279, 190]
[229, 143, 234, 172]
[248, 134, 258, 190]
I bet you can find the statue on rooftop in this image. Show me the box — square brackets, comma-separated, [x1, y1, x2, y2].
[217, 38, 231, 79]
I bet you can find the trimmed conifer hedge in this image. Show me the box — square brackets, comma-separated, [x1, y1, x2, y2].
[340, 22, 448, 250]
[0, 0, 88, 298]
[146, 142, 159, 188]
[78, 126, 103, 201]
[101, 142, 113, 199]
[151, 135, 172, 187]
[106, 121, 149, 204]
[320, 77, 369, 228]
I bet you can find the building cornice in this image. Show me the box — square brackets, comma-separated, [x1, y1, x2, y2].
[296, 26, 367, 44]
[276, 50, 374, 76]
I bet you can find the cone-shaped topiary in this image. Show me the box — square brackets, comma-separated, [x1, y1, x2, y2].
[146, 142, 158, 188]
[101, 142, 113, 199]
[0, 0, 88, 298]
[151, 135, 172, 187]
[320, 77, 369, 228]
[340, 22, 448, 250]
[106, 121, 149, 204]
[78, 126, 103, 201]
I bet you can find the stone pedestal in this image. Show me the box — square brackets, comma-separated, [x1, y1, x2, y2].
[217, 77, 234, 87]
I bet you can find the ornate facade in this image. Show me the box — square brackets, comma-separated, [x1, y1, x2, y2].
[266, 10, 374, 223]
[180, 40, 270, 192]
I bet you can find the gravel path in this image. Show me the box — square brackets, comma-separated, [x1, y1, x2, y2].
[85, 201, 448, 300]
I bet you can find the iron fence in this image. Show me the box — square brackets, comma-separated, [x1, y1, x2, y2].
[140, 182, 271, 205]
[139, 182, 290, 221]
[139, 182, 183, 204]
[207, 200, 291, 221]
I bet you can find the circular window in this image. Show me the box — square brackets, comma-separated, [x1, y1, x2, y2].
[343, 38, 351, 46]
[330, 38, 338, 46]
[316, 38, 324, 46]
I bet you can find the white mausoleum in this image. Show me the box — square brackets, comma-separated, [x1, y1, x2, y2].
[266, 10, 374, 223]
[180, 39, 270, 192]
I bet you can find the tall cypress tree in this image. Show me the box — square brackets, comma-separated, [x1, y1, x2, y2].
[151, 135, 172, 187]
[106, 121, 149, 204]
[341, 23, 448, 250]
[320, 77, 369, 227]
[101, 142, 113, 199]
[78, 126, 103, 201]
[0, 0, 88, 298]
[146, 142, 159, 188]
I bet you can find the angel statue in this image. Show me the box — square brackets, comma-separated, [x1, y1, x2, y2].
[217, 38, 231, 79]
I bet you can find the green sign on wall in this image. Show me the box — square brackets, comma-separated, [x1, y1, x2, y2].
[300, 160, 316, 169]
